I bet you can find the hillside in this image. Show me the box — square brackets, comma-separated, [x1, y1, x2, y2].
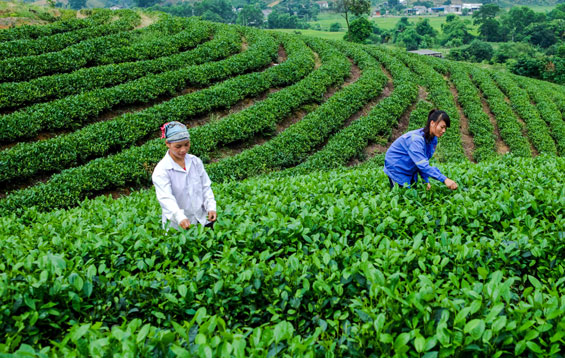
[1, 7, 565, 356]
[1, 9, 565, 214]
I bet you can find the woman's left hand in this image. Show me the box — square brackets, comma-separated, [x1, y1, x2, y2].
[426, 183, 431, 191]
[208, 211, 217, 222]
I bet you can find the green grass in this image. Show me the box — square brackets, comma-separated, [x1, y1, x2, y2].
[272, 28, 346, 41]
[526, 5, 557, 12]
[497, 1, 556, 12]
[309, 11, 476, 33]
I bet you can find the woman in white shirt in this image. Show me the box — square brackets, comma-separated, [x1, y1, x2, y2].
[152, 121, 217, 230]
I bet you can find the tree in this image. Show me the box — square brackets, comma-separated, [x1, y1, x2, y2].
[524, 22, 557, 48]
[548, 4, 565, 20]
[414, 1, 433, 7]
[553, 19, 565, 41]
[493, 42, 537, 64]
[510, 56, 543, 79]
[194, 0, 236, 23]
[392, 16, 411, 42]
[472, 3, 500, 23]
[542, 57, 565, 85]
[398, 28, 423, 50]
[465, 39, 493, 62]
[329, 22, 342, 32]
[267, 10, 299, 29]
[335, 0, 370, 31]
[344, 17, 372, 43]
[448, 48, 468, 61]
[500, 6, 540, 41]
[273, 0, 319, 23]
[480, 18, 503, 41]
[202, 10, 224, 23]
[69, 0, 87, 9]
[236, 5, 264, 27]
[415, 19, 437, 38]
[148, 3, 194, 17]
[472, 4, 503, 41]
[444, 12, 475, 44]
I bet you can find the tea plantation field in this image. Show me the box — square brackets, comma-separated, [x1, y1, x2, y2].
[1, 7, 565, 357]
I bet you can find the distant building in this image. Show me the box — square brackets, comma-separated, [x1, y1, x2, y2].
[109, 5, 122, 10]
[462, 3, 482, 14]
[315, 1, 329, 9]
[408, 49, 444, 58]
[430, 7, 444, 14]
[414, 6, 429, 14]
[445, 4, 462, 13]
[405, 6, 428, 15]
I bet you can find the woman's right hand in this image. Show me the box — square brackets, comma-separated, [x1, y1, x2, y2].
[179, 218, 191, 230]
[444, 178, 458, 190]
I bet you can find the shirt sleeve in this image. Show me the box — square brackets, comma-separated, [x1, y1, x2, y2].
[406, 136, 447, 183]
[419, 170, 430, 183]
[152, 166, 188, 225]
[198, 160, 216, 212]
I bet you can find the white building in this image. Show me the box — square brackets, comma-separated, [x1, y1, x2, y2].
[445, 5, 462, 14]
[463, 3, 482, 14]
[405, 6, 428, 15]
[315, 1, 329, 9]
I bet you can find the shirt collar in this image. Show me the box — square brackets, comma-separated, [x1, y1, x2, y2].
[164, 151, 190, 172]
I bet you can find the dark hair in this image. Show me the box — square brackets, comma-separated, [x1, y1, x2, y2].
[424, 109, 450, 142]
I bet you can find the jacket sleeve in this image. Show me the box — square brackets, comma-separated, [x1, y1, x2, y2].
[406, 136, 447, 183]
[198, 159, 216, 212]
[152, 166, 188, 225]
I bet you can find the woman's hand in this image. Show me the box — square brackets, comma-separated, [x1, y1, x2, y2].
[179, 218, 191, 230]
[444, 178, 458, 190]
[426, 183, 431, 191]
[208, 211, 217, 222]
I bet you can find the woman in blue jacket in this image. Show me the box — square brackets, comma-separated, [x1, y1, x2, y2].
[384, 109, 458, 190]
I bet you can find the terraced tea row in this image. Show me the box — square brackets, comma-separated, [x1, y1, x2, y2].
[1, 17, 565, 214]
[0, 32, 325, 213]
[0, 18, 223, 111]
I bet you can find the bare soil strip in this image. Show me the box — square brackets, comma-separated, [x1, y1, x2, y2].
[313, 51, 322, 70]
[135, 14, 155, 29]
[447, 76, 476, 162]
[477, 87, 510, 155]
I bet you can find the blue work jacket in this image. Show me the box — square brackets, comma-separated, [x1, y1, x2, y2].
[383, 128, 447, 186]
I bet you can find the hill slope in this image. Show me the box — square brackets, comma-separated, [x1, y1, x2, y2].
[0, 9, 564, 214]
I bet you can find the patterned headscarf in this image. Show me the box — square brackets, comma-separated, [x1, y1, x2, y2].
[160, 121, 190, 143]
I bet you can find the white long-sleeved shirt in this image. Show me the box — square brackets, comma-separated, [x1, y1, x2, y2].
[152, 152, 216, 230]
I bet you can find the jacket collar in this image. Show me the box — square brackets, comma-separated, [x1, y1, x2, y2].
[417, 128, 438, 145]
